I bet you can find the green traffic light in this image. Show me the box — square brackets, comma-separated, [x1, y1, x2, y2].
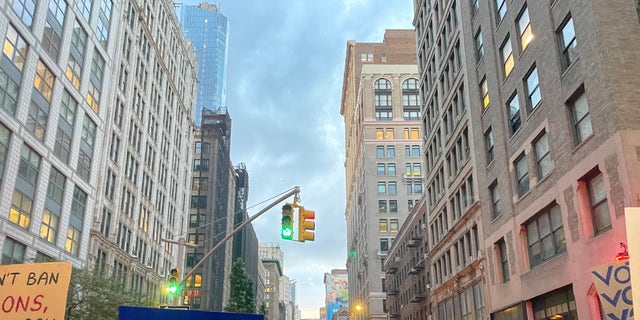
[281, 212, 293, 240]
[281, 226, 293, 240]
[168, 284, 178, 293]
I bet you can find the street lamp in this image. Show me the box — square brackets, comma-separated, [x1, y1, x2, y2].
[350, 303, 363, 320]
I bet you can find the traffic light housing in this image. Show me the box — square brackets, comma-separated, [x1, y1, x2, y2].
[167, 267, 180, 294]
[298, 206, 315, 242]
[281, 204, 294, 240]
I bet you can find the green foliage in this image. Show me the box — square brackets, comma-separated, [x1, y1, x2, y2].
[65, 268, 156, 320]
[224, 258, 256, 313]
[258, 303, 268, 315]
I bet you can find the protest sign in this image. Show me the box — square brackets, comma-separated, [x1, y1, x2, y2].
[0, 262, 73, 320]
[592, 260, 634, 320]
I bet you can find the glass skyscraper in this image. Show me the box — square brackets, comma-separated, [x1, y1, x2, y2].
[180, 3, 230, 125]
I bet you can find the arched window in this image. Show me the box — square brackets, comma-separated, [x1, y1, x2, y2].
[402, 78, 420, 120]
[375, 78, 392, 121]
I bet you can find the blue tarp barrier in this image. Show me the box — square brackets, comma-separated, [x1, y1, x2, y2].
[119, 306, 265, 320]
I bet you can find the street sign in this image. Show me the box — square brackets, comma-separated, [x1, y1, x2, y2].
[119, 306, 265, 320]
[183, 289, 201, 297]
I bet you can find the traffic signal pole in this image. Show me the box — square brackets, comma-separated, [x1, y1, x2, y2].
[181, 186, 301, 286]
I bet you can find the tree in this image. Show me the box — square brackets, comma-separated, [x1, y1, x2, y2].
[65, 268, 156, 320]
[225, 258, 256, 313]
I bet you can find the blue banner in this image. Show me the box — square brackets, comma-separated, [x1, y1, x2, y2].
[119, 306, 265, 320]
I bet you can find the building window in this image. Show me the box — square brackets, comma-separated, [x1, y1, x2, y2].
[558, 16, 577, 69]
[568, 91, 592, 145]
[386, 128, 394, 140]
[190, 196, 207, 208]
[86, 82, 101, 113]
[0, 124, 10, 180]
[389, 200, 397, 212]
[388, 163, 396, 176]
[194, 142, 210, 154]
[49, 0, 67, 25]
[586, 171, 611, 234]
[490, 181, 500, 219]
[484, 127, 494, 164]
[59, 89, 77, 125]
[389, 181, 397, 195]
[376, 128, 384, 140]
[376, 146, 385, 158]
[19, 145, 41, 186]
[10, 191, 33, 229]
[473, 281, 486, 318]
[12, 0, 37, 27]
[380, 238, 389, 252]
[387, 146, 395, 158]
[533, 286, 577, 320]
[390, 219, 399, 232]
[192, 177, 208, 191]
[42, 20, 63, 61]
[377, 164, 385, 176]
[361, 53, 373, 61]
[375, 78, 392, 121]
[378, 181, 386, 194]
[76, 0, 92, 22]
[500, 36, 514, 77]
[188, 233, 205, 245]
[414, 182, 423, 194]
[507, 93, 521, 135]
[526, 203, 566, 268]
[525, 65, 541, 110]
[47, 166, 66, 204]
[71, 187, 87, 220]
[515, 153, 529, 196]
[480, 77, 489, 109]
[34, 60, 56, 102]
[472, 0, 479, 16]
[517, 6, 533, 50]
[379, 200, 387, 213]
[495, 0, 507, 21]
[40, 209, 59, 243]
[379, 219, 388, 232]
[26, 101, 48, 141]
[66, 56, 82, 90]
[2, 238, 26, 264]
[475, 29, 484, 61]
[193, 158, 209, 171]
[0, 69, 20, 115]
[402, 78, 420, 120]
[534, 132, 554, 179]
[76, 150, 92, 182]
[3, 24, 28, 71]
[65, 226, 81, 256]
[186, 253, 203, 267]
[498, 239, 509, 282]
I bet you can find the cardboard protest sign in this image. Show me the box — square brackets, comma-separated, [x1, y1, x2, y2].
[591, 260, 634, 320]
[0, 262, 73, 320]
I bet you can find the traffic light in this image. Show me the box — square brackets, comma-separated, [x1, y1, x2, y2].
[167, 267, 180, 294]
[298, 206, 315, 242]
[281, 204, 294, 240]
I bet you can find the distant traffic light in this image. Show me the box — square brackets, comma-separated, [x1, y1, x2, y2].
[281, 204, 294, 240]
[167, 267, 180, 294]
[298, 206, 315, 242]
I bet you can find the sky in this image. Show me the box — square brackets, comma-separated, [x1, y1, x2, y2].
[180, 1, 415, 318]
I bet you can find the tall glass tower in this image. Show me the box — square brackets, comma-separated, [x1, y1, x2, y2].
[180, 3, 230, 125]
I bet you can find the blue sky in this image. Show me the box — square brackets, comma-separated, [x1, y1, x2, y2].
[180, 1, 415, 317]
